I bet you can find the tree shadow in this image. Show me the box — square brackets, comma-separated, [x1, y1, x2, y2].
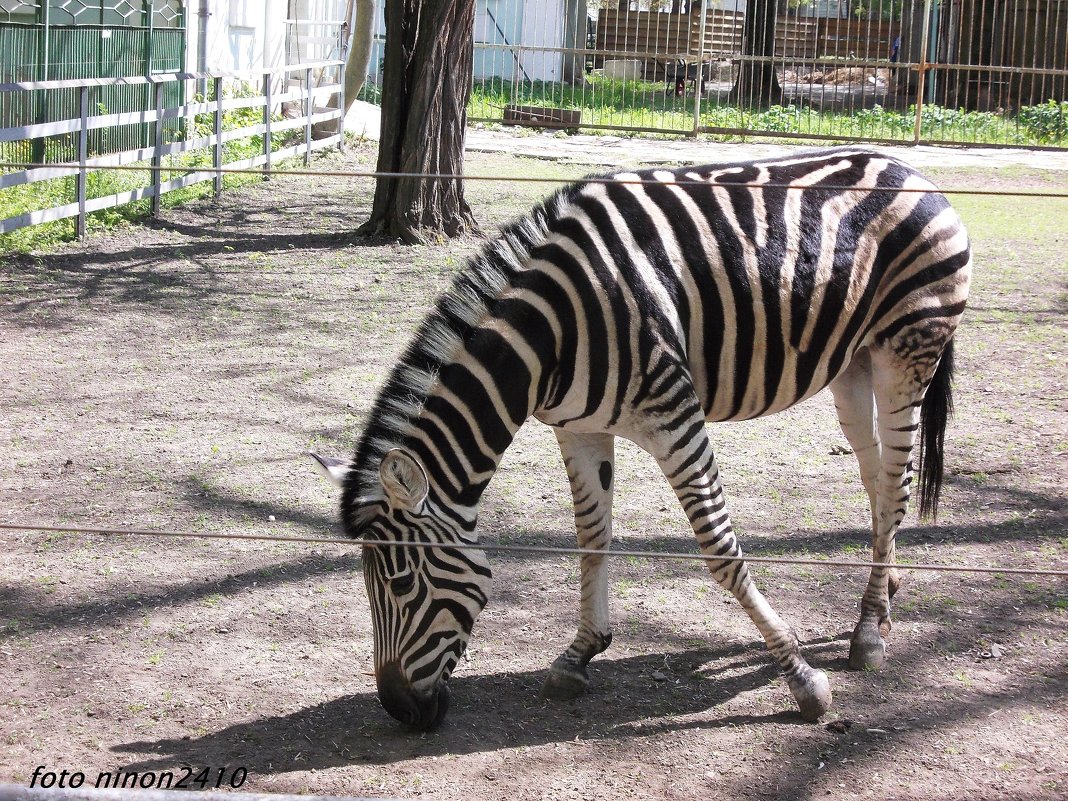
[0, 546, 359, 642]
[482, 473, 1066, 570]
[105, 591, 1067, 797]
[181, 475, 341, 537]
[110, 647, 801, 776]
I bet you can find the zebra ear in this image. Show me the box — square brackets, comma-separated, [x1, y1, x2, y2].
[379, 448, 429, 512]
[309, 452, 350, 488]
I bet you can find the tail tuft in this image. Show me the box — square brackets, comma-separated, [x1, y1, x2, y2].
[916, 339, 955, 520]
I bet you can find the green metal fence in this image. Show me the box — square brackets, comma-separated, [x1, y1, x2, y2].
[0, 0, 186, 164]
[466, 1, 1068, 149]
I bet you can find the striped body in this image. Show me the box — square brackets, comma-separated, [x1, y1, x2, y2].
[322, 148, 972, 729]
[532, 152, 966, 427]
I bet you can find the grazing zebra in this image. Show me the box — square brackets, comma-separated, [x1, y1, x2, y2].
[312, 148, 971, 730]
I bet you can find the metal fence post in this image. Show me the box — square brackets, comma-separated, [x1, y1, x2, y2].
[213, 75, 223, 197]
[75, 85, 88, 239]
[692, 2, 707, 137]
[151, 80, 164, 216]
[913, 0, 933, 145]
[304, 66, 313, 166]
[338, 21, 349, 152]
[337, 61, 346, 152]
[263, 72, 273, 180]
[31, 0, 51, 164]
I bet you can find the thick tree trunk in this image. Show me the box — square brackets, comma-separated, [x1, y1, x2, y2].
[729, 1, 783, 108]
[358, 0, 477, 243]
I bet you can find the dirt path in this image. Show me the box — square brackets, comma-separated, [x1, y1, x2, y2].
[2, 144, 1066, 800]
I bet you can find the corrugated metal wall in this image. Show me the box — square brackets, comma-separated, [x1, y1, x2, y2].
[0, 0, 186, 164]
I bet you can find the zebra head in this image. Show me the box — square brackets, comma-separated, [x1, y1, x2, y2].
[312, 448, 492, 730]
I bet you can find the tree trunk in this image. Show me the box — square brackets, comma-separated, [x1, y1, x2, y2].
[357, 0, 477, 243]
[342, 0, 377, 113]
[729, 0, 783, 108]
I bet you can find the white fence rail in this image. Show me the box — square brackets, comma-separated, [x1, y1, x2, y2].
[0, 60, 345, 237]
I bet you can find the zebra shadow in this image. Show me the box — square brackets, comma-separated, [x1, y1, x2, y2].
[111, 642, 834, 777]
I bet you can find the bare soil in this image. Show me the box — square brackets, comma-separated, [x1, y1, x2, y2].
[2, 144, 1066, 801]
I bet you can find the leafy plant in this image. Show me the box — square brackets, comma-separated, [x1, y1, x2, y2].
[1017, 100, 1068, 144]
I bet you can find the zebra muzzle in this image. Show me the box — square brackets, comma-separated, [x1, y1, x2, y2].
[376, 662, 450, 731]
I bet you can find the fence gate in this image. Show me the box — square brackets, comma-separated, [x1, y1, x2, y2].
[464, 0, 1068, 149]
[0, 0, 186, 164]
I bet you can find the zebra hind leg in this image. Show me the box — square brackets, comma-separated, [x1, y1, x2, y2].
[541, 430, 616, 701]
[643, 409, 832, 722]
[849, 338, 952, 670]
[829, 349, 904, 603]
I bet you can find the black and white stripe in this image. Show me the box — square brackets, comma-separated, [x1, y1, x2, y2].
[317, 148, 972, 728]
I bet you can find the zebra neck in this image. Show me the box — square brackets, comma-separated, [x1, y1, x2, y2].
[406, 319, 545, 515]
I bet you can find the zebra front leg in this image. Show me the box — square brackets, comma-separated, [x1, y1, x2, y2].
[541, 430, 616, 701]
[644, 414, 832, 721]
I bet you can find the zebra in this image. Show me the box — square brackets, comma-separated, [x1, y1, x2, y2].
[312, 148, 972, 730]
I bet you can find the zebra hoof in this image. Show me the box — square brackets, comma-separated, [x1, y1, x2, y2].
[848, 623, 887, 671]
[541, 659, 589, 701]
[788, 668, 832, 722]
[888, 569, 904, 600]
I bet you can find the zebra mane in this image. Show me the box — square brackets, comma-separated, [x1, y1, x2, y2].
[341, 188, 573, 530]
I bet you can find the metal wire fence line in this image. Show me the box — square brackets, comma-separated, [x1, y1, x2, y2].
[2, 523, 1065, 579]
[2, 161, 1068, 200]
[457, 0, 1068, 148]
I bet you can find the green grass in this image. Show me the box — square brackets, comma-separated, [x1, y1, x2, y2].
[469, 76, 1068, 146]
[0, 89, 307, 255]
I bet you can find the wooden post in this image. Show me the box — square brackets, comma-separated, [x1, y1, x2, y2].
[151, 80, 164, 216]
[76, 85, 88, 239]
[213, 75, 223, 196]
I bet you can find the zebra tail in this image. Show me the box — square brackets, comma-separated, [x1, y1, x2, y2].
[916, 338, 955, 521]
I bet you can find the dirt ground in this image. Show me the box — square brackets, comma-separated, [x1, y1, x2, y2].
[1, 143, 1066, 801]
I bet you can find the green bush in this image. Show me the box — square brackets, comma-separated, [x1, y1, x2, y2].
[1017, 100, 1068, 144]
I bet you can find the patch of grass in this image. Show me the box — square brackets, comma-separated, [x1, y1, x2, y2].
[1, 84, 306, 255]
[36, 575, 58, 594]
[470, 76, 1065, 146]
[614, 578, 636, 594]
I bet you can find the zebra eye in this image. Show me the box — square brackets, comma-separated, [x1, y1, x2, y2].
[390, 572, 416, 595]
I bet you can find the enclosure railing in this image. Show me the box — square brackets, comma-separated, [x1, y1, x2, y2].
[465, 1, 1068, 149]
[0, 59, 344, 238]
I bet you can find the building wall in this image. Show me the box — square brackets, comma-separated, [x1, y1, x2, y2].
[515, 0, 566, 83]
[368, 0, 577, 84]
[474, 0, 524, 81]
[185, 0, 344, 74]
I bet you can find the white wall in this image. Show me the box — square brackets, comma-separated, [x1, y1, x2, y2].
[185, 0, 345, 74]
[369, 0, 572, 84]
[288, 0, 348, 63]
[516, 0, 565, 82]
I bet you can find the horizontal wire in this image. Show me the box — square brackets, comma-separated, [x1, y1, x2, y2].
[2, 522, 1066, 578]
[2, 161, 1068, 199]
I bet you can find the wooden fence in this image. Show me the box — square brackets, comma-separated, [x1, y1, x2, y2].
[0, 61, 343, 238]
[596, 9, 895, 78]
